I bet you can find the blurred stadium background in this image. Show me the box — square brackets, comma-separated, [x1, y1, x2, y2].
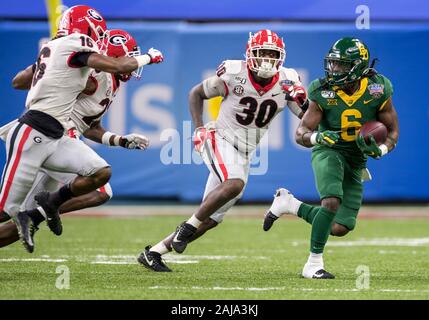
[0, 0, 428, 203]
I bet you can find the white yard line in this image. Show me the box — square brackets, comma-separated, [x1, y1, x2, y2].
[327, 237, 429, 247]
[0, 258, 67, 262]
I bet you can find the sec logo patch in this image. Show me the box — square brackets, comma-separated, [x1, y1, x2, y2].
[233, 85, 244, 96]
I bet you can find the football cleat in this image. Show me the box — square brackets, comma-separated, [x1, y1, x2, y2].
[171, 222, 197, 254]
[302, 262, 335, 279]
[35, 192, 62, 236]
[309, 269, 335, 279]
[14, 212, 35, 253]
[30, 224, 39, 239]
[313, 269, 335, 279]
[263, 188, 301, 231]
[263, 211, 279, 231]
[137, 246, 172, 272]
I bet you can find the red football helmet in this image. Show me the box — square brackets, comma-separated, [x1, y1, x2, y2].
[106, 29, 142, 81]
[57, 5, 108, 50]
[246, 29, 286, 78]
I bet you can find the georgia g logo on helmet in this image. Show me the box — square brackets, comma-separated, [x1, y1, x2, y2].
[109, 34, 128, 46]
[87, 9, 103, 21]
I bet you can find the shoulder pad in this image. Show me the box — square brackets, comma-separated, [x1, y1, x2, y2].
[64, 33, 98, 53]
[216, 60, 244, 77]
[309, 78, 329, 92]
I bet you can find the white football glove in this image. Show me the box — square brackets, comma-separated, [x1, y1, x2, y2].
[147, 48, 164, 64]
[121, 133, 150, 150]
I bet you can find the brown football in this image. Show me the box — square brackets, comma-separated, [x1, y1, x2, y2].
[359, 121, 387, 144]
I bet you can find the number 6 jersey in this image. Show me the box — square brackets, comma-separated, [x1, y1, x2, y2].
[203, 60, 301, 154]
[25, 33, 99, 130]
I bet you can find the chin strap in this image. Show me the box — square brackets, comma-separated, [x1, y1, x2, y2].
[370, 58, 379, 69]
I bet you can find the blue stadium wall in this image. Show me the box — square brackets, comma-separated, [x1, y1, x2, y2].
[1, 21, 428, 202]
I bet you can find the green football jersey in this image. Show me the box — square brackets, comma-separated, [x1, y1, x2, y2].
[308, 73, 393, 167]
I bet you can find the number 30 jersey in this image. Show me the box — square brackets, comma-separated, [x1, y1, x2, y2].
[69, 70, 120, 135]
[25, 33, 99, 130]
[203, 60, 301, 154]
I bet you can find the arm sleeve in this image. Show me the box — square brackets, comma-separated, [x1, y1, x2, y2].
[69, 52, 95, 68]
[286, 101, 304, 118]
[67, 33, 99, 68]
[202, 75, 228, 98]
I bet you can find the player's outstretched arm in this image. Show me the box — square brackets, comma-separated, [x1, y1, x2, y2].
[86, 53, 139, 74]
[86, 48, 163, 75]
[12, 65, 34, 90]
[376, 97, 399, 152]
[83, 121, 149, 150]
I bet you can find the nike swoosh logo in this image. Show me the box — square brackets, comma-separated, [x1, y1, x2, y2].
[143, 251, 153, 266]
[363, 99, 374, 104]
[173, 232, 181, 243]
[272, 92, 282, 97]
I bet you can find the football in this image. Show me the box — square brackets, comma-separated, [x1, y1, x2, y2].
[359, 121, 388, 144]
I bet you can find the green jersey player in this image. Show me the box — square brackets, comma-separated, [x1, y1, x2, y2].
[263, 37, 400, 279]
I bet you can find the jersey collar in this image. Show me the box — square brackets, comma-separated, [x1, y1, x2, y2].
[333, 77, 368, 107]
[247, 69, 279, 96]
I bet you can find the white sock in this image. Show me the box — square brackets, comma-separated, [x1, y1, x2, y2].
[290, 199, 302, 216]
[307, 252, 323, 265]
[186, 215, 202, 228]
[150, 241, 170, 255]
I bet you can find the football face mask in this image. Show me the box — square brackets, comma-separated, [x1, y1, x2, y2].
[106, 29, 142, 81]
[246, 29, 286, 79]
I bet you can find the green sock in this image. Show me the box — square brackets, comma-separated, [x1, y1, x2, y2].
[310, 207, 336, 254]
[297, 203, 321, 225]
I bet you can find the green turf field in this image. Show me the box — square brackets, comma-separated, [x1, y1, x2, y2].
[0, 208, 428, 300]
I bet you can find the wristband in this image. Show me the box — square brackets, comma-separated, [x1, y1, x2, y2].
[310, 132, 318, 146]
[102, 131, 121, 146]
[301, 99, 309, 112]
[134, 54, 151, 67]
[379, 144, 388, 156]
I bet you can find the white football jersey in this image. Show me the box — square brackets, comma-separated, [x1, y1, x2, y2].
[69, 70, 120, 134]
[25, 33, 99, 129]
[203, 60, 301, 154]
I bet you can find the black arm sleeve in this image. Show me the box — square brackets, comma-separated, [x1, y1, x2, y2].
[69, 52, 95, 68]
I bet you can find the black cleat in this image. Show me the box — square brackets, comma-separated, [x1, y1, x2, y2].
[263, 211, 279, 231]
[171, 222, 197, 254]
[30, 224, 39, 239]
[35, 192, 62, 236]
[312, 269, 335, 279]
[137, 246, 172, 272]
[14, 212, 35, 253]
